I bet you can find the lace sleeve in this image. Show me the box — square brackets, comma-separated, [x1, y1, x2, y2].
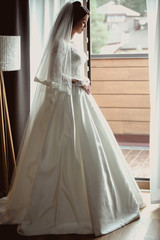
[49, 41, 72, 83]
[35, 40, 72, 94]
[72, 76, 90, 87]
[49, 41, 90, 88]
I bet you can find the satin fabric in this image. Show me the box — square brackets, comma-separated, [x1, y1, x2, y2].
[0, 85, 144, 236]
[0, 42, 145, 236]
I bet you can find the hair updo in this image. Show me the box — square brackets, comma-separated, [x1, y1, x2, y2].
[72, 1, 90, 27]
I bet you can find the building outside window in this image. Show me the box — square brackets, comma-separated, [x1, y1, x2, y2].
[90, 0, 147, 55]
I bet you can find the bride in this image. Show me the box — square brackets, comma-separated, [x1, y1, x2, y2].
[0, 1, 145, 236]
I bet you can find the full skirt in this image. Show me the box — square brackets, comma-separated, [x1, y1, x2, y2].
[0, 84, 145, 236]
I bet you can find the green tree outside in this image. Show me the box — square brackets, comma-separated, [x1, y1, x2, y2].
[90, 0, 108, 53]
[96, 0, 111, 7]
[120, 0, 146, 16]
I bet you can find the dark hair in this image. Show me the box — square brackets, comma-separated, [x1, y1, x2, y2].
[72, 1, 90, 27]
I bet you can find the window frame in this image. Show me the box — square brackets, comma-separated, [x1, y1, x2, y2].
[84, 0, 91, 79]
[91, 53, 148, 59]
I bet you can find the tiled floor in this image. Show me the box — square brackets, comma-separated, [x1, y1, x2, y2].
[121, 146, 150, 179]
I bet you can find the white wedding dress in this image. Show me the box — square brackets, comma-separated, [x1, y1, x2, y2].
[0, 42, 145, 236]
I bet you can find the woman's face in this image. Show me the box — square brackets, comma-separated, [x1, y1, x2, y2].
[73, 14, 89, 34]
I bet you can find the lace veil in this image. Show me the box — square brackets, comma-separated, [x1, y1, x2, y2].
[34, 2, 73, 95]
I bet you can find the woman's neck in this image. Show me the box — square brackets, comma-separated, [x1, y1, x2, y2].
[71, 30, 75, 39]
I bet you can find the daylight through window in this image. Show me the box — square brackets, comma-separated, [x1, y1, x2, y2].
[90, 0, 147, 55]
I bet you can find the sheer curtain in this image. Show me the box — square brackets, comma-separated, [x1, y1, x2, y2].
[147, 0, 160, 203]
[29, 0, 67, 103]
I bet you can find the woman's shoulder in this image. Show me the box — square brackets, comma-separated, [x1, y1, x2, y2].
[52, 39, 69, 54]
[53, 39, 65, 48]
[70, 42, 87, 60]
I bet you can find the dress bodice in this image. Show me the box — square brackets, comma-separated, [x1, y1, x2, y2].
[34, 40, 89, 91]
[70, 43, 87, 81]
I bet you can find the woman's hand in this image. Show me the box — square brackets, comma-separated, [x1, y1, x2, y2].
[80, 84, 91, 95]
[72, 79, 77, 84]
[72, 78, 91, 95]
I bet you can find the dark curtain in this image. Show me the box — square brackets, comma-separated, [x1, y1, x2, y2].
[0, 0, 30, 195]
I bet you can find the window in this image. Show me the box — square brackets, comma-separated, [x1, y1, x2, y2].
[90, 0, 147, 56]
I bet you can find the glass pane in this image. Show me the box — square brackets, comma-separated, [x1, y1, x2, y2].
[90, 0, 147, 55]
